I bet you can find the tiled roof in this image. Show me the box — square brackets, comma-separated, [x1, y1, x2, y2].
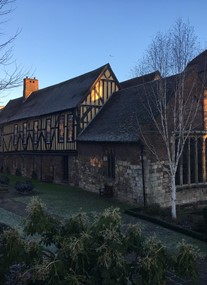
[120, 71, 161, 89]
[78, 75, 176, 143]
[0, 64, 111, 123]
[186, 49, 207, 73]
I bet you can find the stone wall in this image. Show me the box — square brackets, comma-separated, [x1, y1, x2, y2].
[1, 144, 207, 208]
[143, 157, 207, 207]
[75, 142, 145, 205]
[0, 153, 76, 184]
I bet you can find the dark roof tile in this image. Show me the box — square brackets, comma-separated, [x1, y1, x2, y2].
[0, 64, 110, 123]
[120, 71, 161, 89]
[78, 75, 176, 143]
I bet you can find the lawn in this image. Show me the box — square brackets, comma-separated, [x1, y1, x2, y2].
[6, 175, 131, 218]
[1, 175, 207, 253]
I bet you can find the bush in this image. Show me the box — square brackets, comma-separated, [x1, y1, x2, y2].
[0, 198, 203, 285]
[0, 175, 10, 185]
[15, 180, 34, 194]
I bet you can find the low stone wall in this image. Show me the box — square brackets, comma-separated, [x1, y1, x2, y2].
[144, 158, 207, 207]
[176, 185, 207, 205]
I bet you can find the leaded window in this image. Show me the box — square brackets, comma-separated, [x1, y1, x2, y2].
[67, 114, 74, 142]
[33, 121, 38, 144]
[46, 119, 51, 143]
[14, 124, 18, 145]
[23, 123, 27, 145]
[58, 115, 65, 143]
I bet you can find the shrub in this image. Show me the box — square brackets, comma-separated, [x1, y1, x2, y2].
[0, 198, 203, 285]
[175, 239, 204, 283]
[15, 180, 34, 194]
[0, 175, 10, 185]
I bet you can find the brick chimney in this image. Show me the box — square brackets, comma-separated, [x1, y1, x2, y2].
[23, 77, 39, 100]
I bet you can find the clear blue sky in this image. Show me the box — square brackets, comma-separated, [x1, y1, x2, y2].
[2, 0, 207, 104]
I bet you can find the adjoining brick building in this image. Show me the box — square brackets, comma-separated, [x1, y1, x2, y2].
[0, 51, 207, 207]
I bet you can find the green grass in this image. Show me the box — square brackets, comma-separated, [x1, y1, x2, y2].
[8, 175, 131, 218]
[2, 174, 207, 253]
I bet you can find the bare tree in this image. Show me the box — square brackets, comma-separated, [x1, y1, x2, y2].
[132, 19, 200, 78]
[134, 19, 205, 219]
[0, 0, 26, 97]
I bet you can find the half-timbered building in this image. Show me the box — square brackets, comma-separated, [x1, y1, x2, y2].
[0, 64, 119, 183]
[0, 50, 207, 208]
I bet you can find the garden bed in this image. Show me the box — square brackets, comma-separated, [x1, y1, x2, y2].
[125, 202, 207, 243]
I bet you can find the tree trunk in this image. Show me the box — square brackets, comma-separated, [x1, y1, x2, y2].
[171, 174, 177, 219]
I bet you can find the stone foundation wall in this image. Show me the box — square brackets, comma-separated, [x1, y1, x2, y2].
[74, 143, 145, 205]
[71, 155, 144, 205]
[144, 159, 171, 207]
[0, 153, 76, 184]
[144, 158, 207, 207]
[1, 147, 207, 208]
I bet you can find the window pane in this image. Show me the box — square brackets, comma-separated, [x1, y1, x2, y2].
[198, 138, 203, 182]
[46, 119, 51, 143]
[14, 125, 18, 145]
[58, 115, 65, 142]
[67, 114, 74, 142]
[23, 123, 27, 145]
[33, 121, 38, 144]
[182, 140, 188, 184]
[190, 138, 196, 183]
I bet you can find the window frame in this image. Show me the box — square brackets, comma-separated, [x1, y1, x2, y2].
[58, 114, 65, 143]
[23, 122, 27, 145]
[33, 120, 38, 144]
[0, 127, 2, 146]
[67, 113, 74, 142]
[46, 118, 51, 144]
[13, 124, 18, 145]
